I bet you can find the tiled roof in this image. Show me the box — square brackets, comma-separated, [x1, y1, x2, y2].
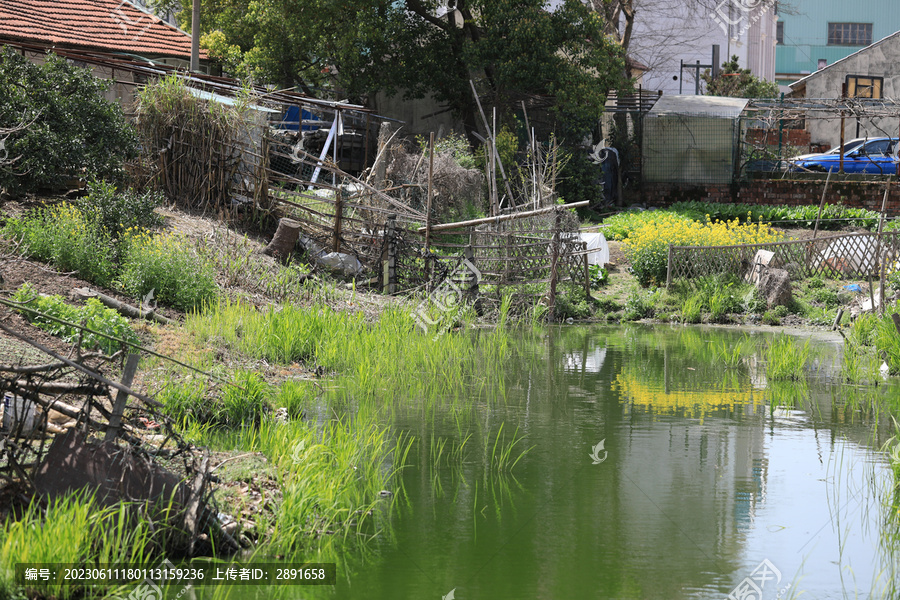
[0, 0, 205, 60]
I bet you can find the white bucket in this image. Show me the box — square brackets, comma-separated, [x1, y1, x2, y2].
[2, 392, 38, 435]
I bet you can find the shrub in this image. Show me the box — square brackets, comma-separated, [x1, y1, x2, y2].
[0, 48, 136, 196]
[3, 203, 117, 286]
[118, 231, 218, 312]
[77, 180, 163, 241]
[741, 287, 767, 313]
[417, 132, 477, 170]
[589, 264, 608, 288]
[762, 310, 780, 325]
[806, 276, 825, 290]
[595, 298, 622, 314]
[605, 202, 882, 238]
[11, 283, 139, 355]
[624, 288, 656, 320]
[811, 287, 839, 308]
[555, 293, 593, 320]
[623, 214, 780, 286]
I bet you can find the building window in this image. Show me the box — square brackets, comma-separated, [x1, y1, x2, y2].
[776, 21, 784, 45]
[845, 75, 883, 98]
[828, 23, 873, 46]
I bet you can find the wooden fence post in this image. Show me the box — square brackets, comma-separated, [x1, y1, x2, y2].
[502, 221, 510, 285]
[386, 214, 397, 294]
[104, 354, 140, 442]
[548, 208, 562, 321]
[666, 244, 674, 289]
[425, 133, 435, 289]
[583, 251, 591, 299]
[332, 188, 343, 253]
[465, 244, 478, 300]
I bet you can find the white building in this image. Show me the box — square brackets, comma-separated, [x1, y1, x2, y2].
[548, 0, 778, 95]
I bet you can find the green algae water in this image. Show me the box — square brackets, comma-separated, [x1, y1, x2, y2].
[332, 325, 900, 600]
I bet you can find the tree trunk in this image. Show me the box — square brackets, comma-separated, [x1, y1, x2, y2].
[263, 218, 302, 260]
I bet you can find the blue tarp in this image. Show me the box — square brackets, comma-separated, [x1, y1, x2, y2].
[280, 106, 320, 131]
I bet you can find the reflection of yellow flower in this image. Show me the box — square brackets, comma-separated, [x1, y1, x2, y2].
[612, 371, 762, 423]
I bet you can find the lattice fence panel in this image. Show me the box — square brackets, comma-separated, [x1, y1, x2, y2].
[669, 231, 900, 286]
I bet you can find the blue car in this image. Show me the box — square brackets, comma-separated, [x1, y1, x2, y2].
[789, 137, 899, 174]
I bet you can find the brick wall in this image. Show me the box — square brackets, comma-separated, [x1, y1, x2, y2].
[635, 179, 900, 215]
[745, 128, 811, 148]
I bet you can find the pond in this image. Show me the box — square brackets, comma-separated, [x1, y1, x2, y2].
[334, 325, 900, 600]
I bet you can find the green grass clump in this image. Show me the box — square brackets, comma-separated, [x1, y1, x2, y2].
[0, 494, 154, 599]
[842, 339, 880, 383]
[849, 312, 879, 347]
[236, 413, 410, 555]
[765, 333, 811, 380]
[873, 307, 900, 375]
[11, 283, 139, 355]
[183, 300, 511, 403]
[672, 275, 749, 323]
[118, 230, 218, 312]
[157, 378, 211, 425]
[681, 295, 703, 324]
[275, 380, 314, 419]
[713, 335, 756, 368]
[3, 202, 117, 286]
[218, 370, 271, 427]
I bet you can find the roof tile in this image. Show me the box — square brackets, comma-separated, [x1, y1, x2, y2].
[0, 0, 204, 60]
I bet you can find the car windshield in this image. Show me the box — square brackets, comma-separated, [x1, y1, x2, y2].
[824, 139, 866, 154]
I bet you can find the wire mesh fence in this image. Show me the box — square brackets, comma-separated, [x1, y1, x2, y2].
[667, 231, 900, 287]
[643, 111, 742, 184]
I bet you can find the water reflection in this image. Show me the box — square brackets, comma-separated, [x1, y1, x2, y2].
[334, 325, 900, 600]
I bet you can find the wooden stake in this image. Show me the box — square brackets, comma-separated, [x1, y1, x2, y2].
[583, 253, 591, 299]
[469, 80, 515, 206]
[812, 167, 833, 241]
[425, 132, 435, 252]
[832, 307, 844, 330]
[548, 208, 562, 321]
[332, 189, 343, 253]
[104, 354, 140, 443]
[666, 244, 674, 289]
[875, 178, 891, 315]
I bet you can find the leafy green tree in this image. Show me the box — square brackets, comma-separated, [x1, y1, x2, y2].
[701, 55, 779, 98]
[176, 1, 627, 135]
[0, 48, 136, 196]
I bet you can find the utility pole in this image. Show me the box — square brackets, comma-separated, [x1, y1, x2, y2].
[190, 0, 200, 72]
